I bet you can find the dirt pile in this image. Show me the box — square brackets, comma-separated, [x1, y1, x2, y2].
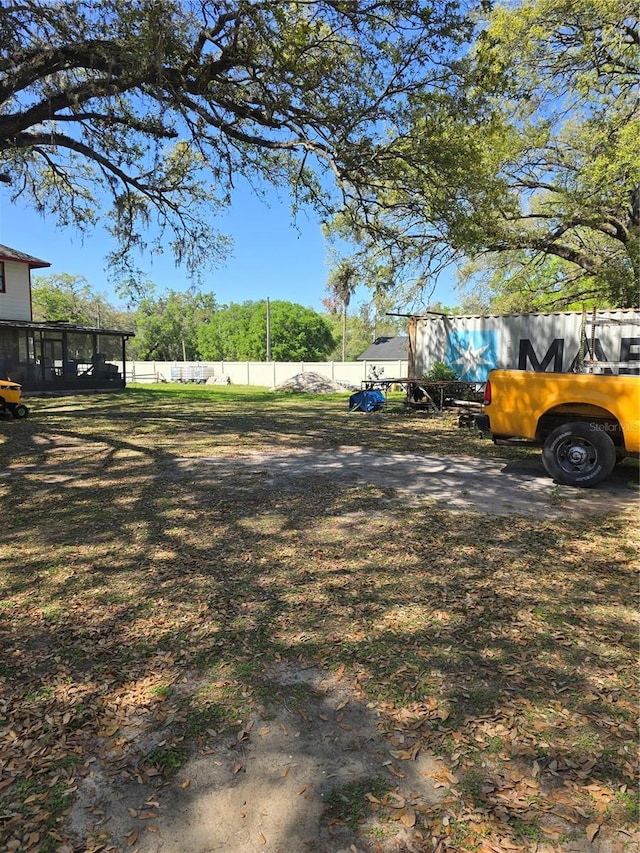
[274, 371, 357, 393]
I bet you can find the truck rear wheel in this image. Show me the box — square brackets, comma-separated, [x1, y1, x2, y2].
[11, 404, 28, 419]
[542, 422, 616, 487]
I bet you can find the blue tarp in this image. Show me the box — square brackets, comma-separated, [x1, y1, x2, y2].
[348, 389, 385, 412]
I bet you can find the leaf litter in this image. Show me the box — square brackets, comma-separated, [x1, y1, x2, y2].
[0, 388, 638, 852]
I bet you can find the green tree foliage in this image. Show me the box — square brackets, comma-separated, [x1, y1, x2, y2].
[459, 0, 640, 308]
[261, 301, 335, 361]
[327, 0, 639, 309]
[32, 273, 132, 328]
[0, 0, 475, 283]
[455, 253, 617, 313]
[132, 289, 217, 360]
[32, 274, 96, 324]
[197, 300, 334, 361]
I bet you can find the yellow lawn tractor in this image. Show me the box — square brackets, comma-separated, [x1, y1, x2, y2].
[0, 380, 29, 418]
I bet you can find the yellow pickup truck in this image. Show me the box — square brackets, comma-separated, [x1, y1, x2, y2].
[475, 369, 640, 487]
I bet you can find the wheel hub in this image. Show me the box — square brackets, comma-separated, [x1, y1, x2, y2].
[567, 443, 589, 466]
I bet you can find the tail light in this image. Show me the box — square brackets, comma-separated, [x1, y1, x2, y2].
[483, 380, 492, 405]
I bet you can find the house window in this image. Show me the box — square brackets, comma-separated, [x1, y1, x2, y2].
[0, 262, 5, 293]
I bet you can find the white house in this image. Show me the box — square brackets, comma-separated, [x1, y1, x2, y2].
[0, 243, 50, 320]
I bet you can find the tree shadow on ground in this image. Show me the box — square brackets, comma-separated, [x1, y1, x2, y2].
[0, 394, 637, 851]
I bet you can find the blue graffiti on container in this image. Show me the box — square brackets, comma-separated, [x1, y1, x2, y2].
[446, 331, 498, 381]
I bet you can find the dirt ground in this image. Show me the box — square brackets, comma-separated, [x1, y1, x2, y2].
[67, 659, 638, 853]
[170, 446, 638, 517]
[63, 449, 638, 853]
[69, 663, 454, 853]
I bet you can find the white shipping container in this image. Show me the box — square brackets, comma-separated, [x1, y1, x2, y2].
[410, 310, 640, 381]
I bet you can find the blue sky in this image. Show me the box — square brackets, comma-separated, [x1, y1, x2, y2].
[0, 179, 457, 315]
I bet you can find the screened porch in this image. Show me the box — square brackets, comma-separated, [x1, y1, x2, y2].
[0, 320, 133, 393]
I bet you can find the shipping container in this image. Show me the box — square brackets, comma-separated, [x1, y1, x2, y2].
[409, 310, 640, 381]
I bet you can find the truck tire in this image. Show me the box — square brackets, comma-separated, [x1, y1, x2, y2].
[542, 422, 616, 487]
[11, 403, 29, 419]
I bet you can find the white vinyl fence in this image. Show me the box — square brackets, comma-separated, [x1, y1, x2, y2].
[118, 359, 409, 388]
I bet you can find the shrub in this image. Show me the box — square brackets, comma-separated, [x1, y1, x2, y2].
[423, 362, 459, 382]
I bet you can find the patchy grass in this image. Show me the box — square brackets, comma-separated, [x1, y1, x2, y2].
[8, 381, 541, 461]
[0, 385, 638, 852]
[325, 776, 392, 829]
[148, 745, 190, 777]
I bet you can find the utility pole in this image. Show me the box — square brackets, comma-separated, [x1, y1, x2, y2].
[266, 297, 271, 361]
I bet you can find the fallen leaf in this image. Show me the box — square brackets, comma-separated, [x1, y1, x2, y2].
[401, 808, 416, 827]
[126, 830, 138, 846]
[387, 765, 406, 778]
[180, 779, 190, 789]
[586, 823, 600, 842]
[389, 749, 414, 760]
[258, 832, 267, 844]
[426, 769, 459, 786]
[280, 767, 290, 778]
[540, 826, 563, 839]
[495, 839, 522, 850]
